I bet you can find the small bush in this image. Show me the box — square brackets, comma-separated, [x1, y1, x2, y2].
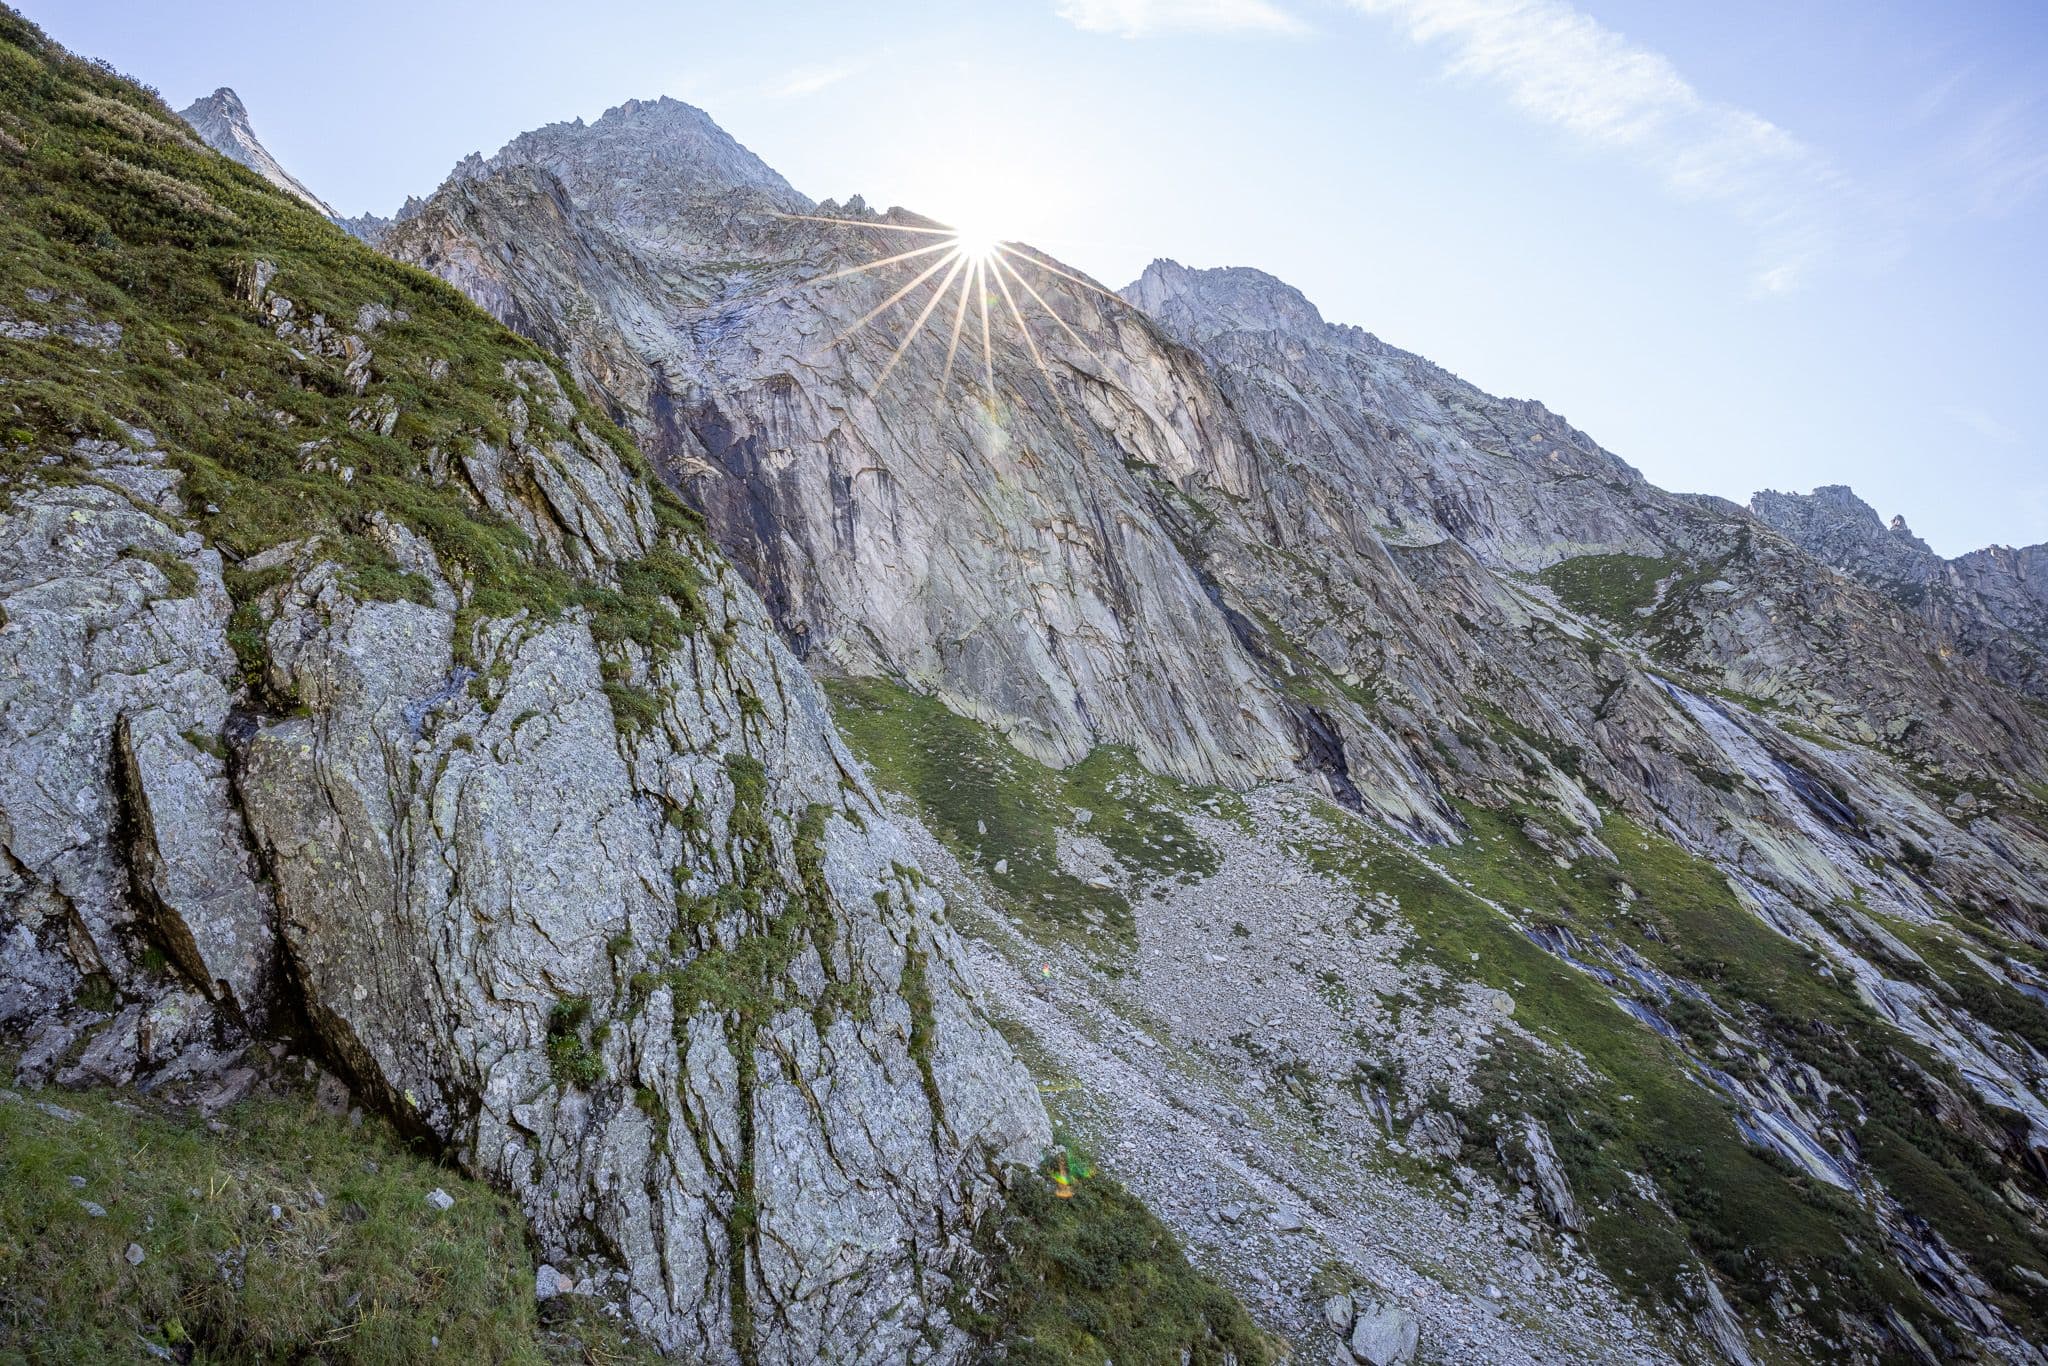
[544, 996, 605, 1088]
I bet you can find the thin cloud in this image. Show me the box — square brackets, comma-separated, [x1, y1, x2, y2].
[1943, 404, 2022, 447]
[1347, 0, 1849, 293]
[763, 62, 861, 100]
[1055, 0, 1305, 38]
[1950, 96, 2048, 219]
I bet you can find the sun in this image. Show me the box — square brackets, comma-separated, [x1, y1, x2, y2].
[948, 222, 1002, 262]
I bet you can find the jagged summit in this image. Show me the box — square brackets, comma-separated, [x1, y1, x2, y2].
[1750, 484, 1930, 567]
[1751, 483, 2048, 694]
[1123, 258, 1328, 336]
[478, 93, 809, 222]
[175, 85, 334, 216]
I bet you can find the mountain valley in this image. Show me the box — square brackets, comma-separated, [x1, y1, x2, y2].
[3, 12, 2047, 1363]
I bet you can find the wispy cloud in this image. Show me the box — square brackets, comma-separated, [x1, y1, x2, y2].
[1345, 0, 1850, 293]
[1054, 0, 1305, 38]
[1944, 404, 2022, 447]
[1948, 96, 2048, 219]
[762, 61, 862, 100]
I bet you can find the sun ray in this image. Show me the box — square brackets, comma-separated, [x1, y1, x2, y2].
[808, 237, 958, 287]
[938, 256, 975, 408]
[976, 255, 995, 393]
[990, 253, 1084, 440]
[793, 215, 1133, 408]
[825, 249, 960, 354]
[989, 251, 1056, 398]
[995, 243, 1128, 308]
[869, 253, 968, 397]
[991, 250, 1111, 375]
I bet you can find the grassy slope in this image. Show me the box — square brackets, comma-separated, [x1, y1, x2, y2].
[1289, 805, 1922, 1335]
[1396, 803, 2045, 1347]
[0, 1078, 656, 1363]
[827, 681, 1279, 1364]
[0, 10, 708, 688]
[827, 676, 1237, 959]
[956, 1146, 1274, 1366]
[833, 673, 2046, 1357]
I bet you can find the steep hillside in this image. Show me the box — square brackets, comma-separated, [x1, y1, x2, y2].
[139, 46, 2048, 1366]
[0, 17, 1280, 1363]
[351, 96, 2048, 1363]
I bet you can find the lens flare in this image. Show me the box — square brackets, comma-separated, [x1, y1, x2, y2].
[780, 211, 1119, 408]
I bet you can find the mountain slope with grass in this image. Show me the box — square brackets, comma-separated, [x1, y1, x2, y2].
[0, 16, 1291, 1363]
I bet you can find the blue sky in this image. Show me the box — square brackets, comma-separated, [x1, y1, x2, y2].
[38, 0, 2048, 554]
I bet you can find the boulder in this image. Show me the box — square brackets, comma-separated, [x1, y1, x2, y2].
[1348, 1301, 1420, 1366]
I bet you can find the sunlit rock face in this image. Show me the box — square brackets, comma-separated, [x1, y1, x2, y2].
[383, 97, 1454, 832]
[371, 95, 2048, 962]
[349, 98, 2048, 1358]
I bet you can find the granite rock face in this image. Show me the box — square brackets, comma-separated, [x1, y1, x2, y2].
[363, 101, 2048, 1359]
[382, 112, 1455, 835]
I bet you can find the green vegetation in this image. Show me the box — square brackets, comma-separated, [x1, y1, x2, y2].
[543, 996, 607, 1088]
[956, 1143, 1274, 1365]
[1537, 546, 1746, 662]
[0, 9, 706, 691]
[602, 678, 662, 737]
[826, 676, 1232, 953]
[0, 1076, 656, 1362]
[119, 543, 196, 598]
[1294, 795, 2048, 1345]
[1293, 802, 1940, 1345]
[1577, 818, 2048, 1322]
[1536, 553, 1677, 625]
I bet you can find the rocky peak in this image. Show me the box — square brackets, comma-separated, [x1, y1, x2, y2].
[1123, 257, 1328, 338]
[176, 86, 335, 217]
[1752, 484, 2048, 696]
[481, 93, 808, 223]
[1750, 485, 1936, 579]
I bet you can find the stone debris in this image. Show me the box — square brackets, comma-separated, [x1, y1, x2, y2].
[916, 791, 1676, 1363]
